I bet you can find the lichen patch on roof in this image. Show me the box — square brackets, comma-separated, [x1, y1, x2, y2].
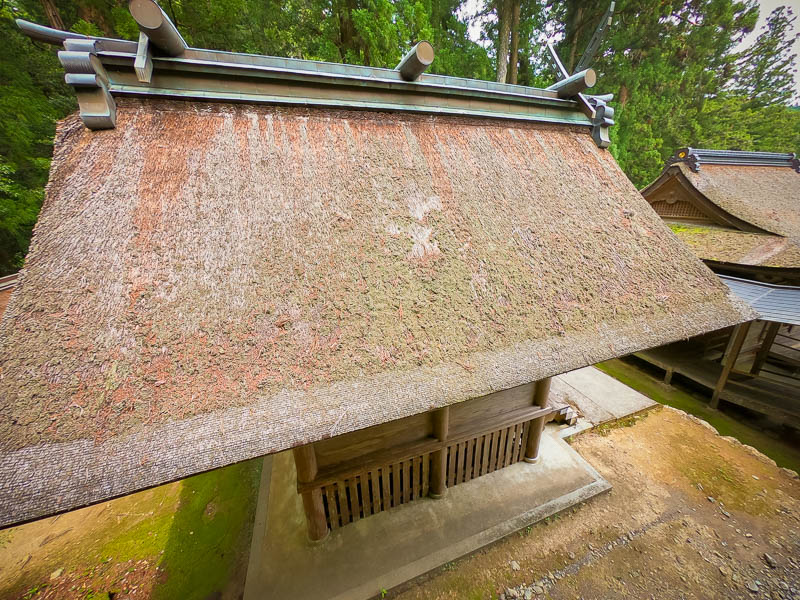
[0, 100, 752, 525]
[668, 224, 800, 268]
[677, 163, 800, 238]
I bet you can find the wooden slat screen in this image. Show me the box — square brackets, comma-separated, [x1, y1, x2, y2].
[318, 421, 532, 530]
[444, 421, 529, 488]
[321, 453, 431, 529]
[651, 199, 710, 221]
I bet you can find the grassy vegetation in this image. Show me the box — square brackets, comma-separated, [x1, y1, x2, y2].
[667, 223, 711, 234]
[596, 359, 800, 474]
[3, 458, 262, 600]
[112, 459, 262, 600]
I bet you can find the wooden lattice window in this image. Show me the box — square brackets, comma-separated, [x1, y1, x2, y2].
[651, 199, 710, 221]
[320, 454, 431, 530]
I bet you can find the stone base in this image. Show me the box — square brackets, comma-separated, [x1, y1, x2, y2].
[244, 424, 610, 600]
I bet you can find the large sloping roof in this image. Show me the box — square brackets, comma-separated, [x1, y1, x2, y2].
[0, 100, 753, 525]
[675, 163, 800, 238]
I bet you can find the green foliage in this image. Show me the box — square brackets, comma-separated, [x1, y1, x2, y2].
[732, 6, 799, 108]
[0, 3, 74, 274]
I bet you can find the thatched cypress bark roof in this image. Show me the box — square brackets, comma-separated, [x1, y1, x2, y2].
[674, 163, 800, 238]
[668, 225, 800, 268]
[0, 100, 752, 526]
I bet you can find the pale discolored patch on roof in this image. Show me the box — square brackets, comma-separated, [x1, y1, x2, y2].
[668, 224, 800, 268]
[676, 163, 800, 238]
[0, 100, 752, 525]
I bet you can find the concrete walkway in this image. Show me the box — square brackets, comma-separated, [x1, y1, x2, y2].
[552, 366, 658, 433]
[243, 365, 657, 600]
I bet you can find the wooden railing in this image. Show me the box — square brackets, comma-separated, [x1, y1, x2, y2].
[293, 378, 555, 541]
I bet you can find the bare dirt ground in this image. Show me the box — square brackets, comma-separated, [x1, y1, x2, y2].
[0, 459, 260, 600]
[394, 406, 800, 600]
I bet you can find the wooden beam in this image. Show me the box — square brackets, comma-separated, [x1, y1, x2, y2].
[711, 321, 751, 409]
[429, 407, 449, 499]
[750, 321, 780, 376]
[292, 444, 329, 542]
[395, 41, 434, 81]
[524, 377, 552, 463]
[546, 68, 597, 98]
[129, 0, 187, 56]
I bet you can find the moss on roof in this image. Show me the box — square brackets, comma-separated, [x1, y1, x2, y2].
[668, 224, 800, 268]
[677, 163, 800, 238]
[0, 100, 753, 525]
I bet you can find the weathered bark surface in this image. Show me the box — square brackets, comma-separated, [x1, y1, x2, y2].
[565, 4, 584, 72]
[619, 84, 629, 107]
[40, 0, 65, 30]
[496, 0, 511, 83]
[507, 0, 521, 84]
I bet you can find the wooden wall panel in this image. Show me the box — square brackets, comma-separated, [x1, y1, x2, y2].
[314, 411, 433, 469]
[448, 383, 535, 431]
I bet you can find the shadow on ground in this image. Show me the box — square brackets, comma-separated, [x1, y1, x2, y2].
[0, 459, 261, 600]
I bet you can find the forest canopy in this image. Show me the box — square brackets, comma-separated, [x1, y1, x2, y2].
[0, 0, 798, 275]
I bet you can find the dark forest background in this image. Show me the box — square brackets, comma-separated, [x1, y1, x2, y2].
[1, 0, 798, 274]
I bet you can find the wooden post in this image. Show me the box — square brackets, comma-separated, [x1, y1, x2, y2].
[711, 321, 751, 409]
[750, 321, 780, 376]
[292, 444, 329, 542]
[524, 377, 552, 464]
[429, 407, 449, 499]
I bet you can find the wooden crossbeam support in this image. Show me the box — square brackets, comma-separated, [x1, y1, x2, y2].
[395, 41, 434, 81]
[129, 0, 187, 56]
[750, 321, 781, 376]
[292, 444, 329, 542]
[711, 321, 751, 409]
[429, 407, 449, 499]
[524, 377, 552, 463]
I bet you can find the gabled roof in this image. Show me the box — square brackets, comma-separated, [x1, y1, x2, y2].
[642, 149, 800, 239]
[0, 21, 753, 527]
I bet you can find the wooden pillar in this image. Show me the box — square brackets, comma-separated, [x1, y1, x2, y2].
[524, 377, 552, 464]
[292, 444, 329, 542]
[711, 321, 751, 409]
[430, 407, 449, 499]
[750, 321, 780, 376]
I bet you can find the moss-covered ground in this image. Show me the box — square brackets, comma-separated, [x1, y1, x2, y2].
[595, 358, 800, 474]
[0, 458, 262, 600]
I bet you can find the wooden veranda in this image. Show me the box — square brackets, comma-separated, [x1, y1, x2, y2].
[636, 317, 800, 428]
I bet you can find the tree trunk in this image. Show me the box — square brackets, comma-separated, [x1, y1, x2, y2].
[619, 84, 629, 107]
[496, 0, 512, 83]
[40, 0, 65, 30]
[566, 4, 584, 73]
[507, 0, 521, 84]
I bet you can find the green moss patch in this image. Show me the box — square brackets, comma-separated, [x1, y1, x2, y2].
[596, 359, 800, 474]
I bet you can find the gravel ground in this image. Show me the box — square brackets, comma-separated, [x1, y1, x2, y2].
[394, 406, 800, 600]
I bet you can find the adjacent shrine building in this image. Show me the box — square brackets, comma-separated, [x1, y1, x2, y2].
[640, 148, 800, 426]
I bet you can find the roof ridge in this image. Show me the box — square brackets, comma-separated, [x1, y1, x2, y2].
[667, 148, 800, 173]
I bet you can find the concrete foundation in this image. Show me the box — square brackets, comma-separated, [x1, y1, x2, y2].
[243, 424, 610, 600]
